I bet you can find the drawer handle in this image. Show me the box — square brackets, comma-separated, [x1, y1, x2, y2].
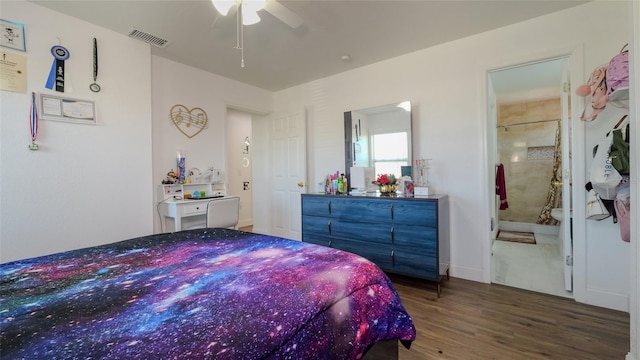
[391, 250, 395, 266]
[196, 206, 200, 210]
[328, 239, 332, 247]
[390, 204, 394, 220]
[327, 220, 332, 235]
[328, 201, 332, 214]
[390, 226, 394, 243]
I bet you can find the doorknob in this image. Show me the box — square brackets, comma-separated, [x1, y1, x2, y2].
[297, 182, 305, 188]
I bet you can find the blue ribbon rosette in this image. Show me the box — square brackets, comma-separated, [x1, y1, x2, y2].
[45, 45, 70, 92]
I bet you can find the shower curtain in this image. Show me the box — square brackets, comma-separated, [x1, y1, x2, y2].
[537, 123, 561, 225]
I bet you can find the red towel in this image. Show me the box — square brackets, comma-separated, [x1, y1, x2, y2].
[496, 164, 508, 210]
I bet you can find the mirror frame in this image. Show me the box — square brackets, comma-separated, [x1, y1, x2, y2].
[344, 101, 412, 192]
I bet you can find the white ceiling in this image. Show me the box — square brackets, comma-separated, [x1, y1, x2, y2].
[29, 0, 590, 92]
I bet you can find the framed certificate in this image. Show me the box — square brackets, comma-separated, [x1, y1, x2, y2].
[1, 19, 26, 52]
[40, 94, 97, 125]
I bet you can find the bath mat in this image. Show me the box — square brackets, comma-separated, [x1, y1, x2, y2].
[496, 230, 536, 244]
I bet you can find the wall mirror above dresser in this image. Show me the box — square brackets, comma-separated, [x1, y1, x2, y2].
[344, 101, 412, 189]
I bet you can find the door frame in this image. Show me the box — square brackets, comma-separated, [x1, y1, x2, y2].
[482, 44, 585, 301]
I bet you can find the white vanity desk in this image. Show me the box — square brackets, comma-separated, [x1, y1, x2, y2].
[157, 183, 227, 232]
[158, 197, 228, 232]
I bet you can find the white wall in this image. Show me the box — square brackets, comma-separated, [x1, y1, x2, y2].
[0, 0, 153, 262]
[150, 57, 272, 233]
[250, 113, 272, 235]
[273, 1, 631, 311]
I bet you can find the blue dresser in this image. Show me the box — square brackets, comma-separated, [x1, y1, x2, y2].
[301, 193, 450, 296]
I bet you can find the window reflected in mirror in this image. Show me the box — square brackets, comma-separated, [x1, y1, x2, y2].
[372, 132, 409, 176]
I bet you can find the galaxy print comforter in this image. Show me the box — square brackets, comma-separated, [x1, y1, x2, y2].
[0, 228, 415, 359]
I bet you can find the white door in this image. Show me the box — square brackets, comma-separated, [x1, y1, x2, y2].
[560, 58, 573, 292]
[269, 111, 307, 240]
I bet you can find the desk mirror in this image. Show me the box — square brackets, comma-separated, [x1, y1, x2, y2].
[344, 101, 412, 190]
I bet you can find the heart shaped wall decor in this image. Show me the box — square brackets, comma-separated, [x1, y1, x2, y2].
[169, 104, 208, 138]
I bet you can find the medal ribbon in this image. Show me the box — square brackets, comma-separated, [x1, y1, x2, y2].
[93, 38, 98, 82]
[45, 45, 70, 92]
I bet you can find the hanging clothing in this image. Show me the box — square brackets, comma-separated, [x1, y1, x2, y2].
[496, 163, 509, 210]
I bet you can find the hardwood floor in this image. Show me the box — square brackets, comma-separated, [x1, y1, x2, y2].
[238, 225, 253, 232]
[391, 275, 630, 360]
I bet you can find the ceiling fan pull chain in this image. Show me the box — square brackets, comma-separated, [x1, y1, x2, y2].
[235, 0, 246, 68]
[235, 1, 240, 50]
[240, 3, 245, 68]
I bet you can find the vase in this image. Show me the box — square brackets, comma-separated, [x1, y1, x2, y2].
[379, 184, 396, 195]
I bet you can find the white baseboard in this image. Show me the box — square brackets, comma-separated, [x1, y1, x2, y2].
[449, 265, 487, 283]
[583, 287, 630, 312]
[626, 352, 636, 360]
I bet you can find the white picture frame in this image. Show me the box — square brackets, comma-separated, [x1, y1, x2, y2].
[1, 19, 26, 52]
[40, 94, 97, 125]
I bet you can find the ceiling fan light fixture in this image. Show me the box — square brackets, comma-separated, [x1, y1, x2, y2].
[244, 0, 266, 12]
[212, 0, 235, 16]
[242, 8, 261, 25]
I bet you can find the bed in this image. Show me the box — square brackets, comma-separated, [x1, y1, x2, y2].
[0, 228, 415, 359]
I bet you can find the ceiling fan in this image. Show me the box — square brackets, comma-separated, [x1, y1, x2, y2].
[212, 0, 303, 28]
[211, 0, 303, 68]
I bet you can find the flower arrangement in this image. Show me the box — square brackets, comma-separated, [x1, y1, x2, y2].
[373, 173, 397, 186]
[373, 173, 397, 194]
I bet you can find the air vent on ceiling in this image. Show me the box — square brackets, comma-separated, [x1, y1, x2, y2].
[127, 28, 170, 48]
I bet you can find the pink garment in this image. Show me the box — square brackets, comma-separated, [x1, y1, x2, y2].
[496, 164, 508, 210]
[614, 199, 630, 242]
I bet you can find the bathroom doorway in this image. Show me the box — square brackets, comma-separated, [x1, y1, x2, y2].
[488, 57, 573, 298]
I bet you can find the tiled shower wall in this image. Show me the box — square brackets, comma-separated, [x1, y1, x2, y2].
[498, 98, 561, 223]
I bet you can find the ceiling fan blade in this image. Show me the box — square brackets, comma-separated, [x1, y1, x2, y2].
[264, 0, 303, 28]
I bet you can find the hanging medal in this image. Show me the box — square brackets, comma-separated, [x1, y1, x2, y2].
[90, 38, 101, 92]
[45, 44, 70, 92]
[29, 92, 39, 150]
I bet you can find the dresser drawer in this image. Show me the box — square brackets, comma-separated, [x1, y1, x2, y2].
[391, 248, 438, 279]
[181, 203, 207, 215]
[330, 198, 394, 222]
[331, 238, 393, 269]
[329, 239, 438, 280]
[302, 196, 333, 216]
[391, 201, 437, 227]
[303, 216, 394, 245]
[392, 225, 437, 250]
